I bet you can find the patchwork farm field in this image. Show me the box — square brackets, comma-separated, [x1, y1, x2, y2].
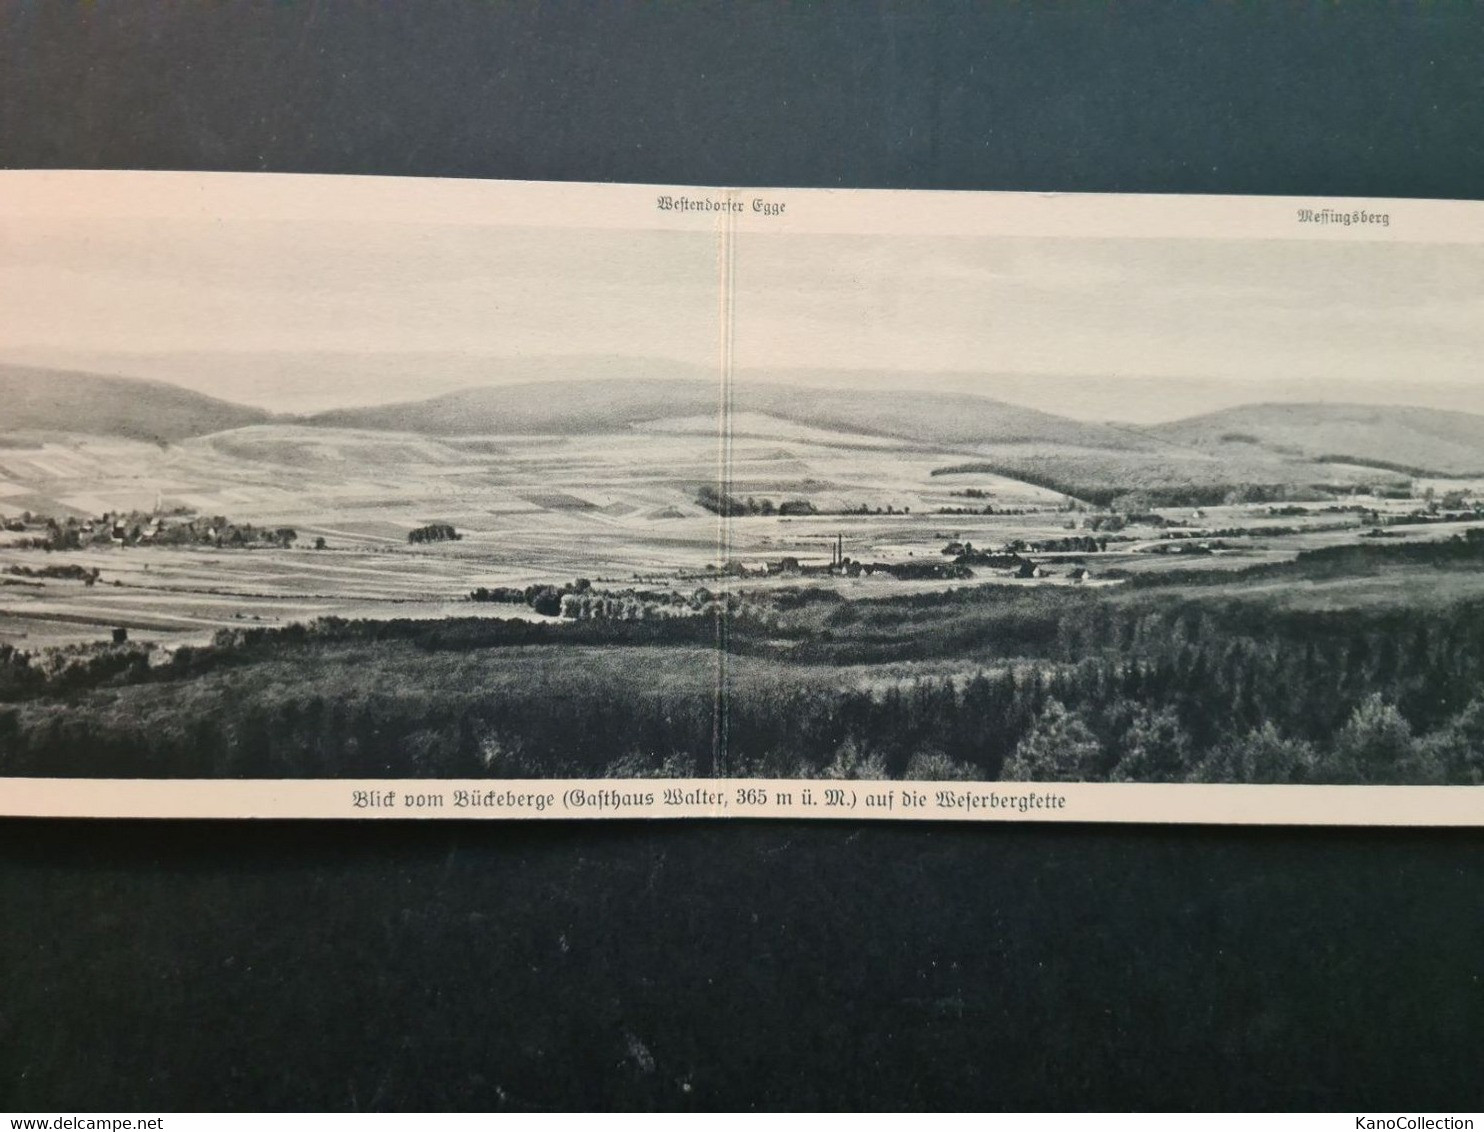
[2, 412, 1482, 648]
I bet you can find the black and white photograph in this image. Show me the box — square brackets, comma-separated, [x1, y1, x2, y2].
[1, 173, 1481, 814]
[4, 1, 1484, 1117]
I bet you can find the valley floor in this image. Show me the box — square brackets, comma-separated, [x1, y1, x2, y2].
[5, 535, 1484, 785]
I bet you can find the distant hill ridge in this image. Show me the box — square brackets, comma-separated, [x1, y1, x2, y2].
[7, 368, 1484, 481]
[308, 377, 1145, 450]
[0, 365, 271, 442]
[1147, 401, 1484, 477]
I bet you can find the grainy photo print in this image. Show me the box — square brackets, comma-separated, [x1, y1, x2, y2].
[1, 173, 1481, 822]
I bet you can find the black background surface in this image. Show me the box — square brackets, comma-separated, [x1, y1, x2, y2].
[2, 1, 1483, 1112]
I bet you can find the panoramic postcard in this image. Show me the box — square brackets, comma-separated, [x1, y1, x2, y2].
[1, 172, 1481, 822]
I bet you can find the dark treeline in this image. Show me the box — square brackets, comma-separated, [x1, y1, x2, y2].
[407, 523, 460, 544]
[6, 564, 101, 583]
[470, 578, 591, 616]
[1120, 526, 1484, 589]
[0, 613, 721, 703]
[1312, 453, 1472, 478]
[695, 485, 816, 517]
[928, 463, 1409, 508]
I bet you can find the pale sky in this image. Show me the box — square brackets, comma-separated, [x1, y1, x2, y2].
[2, 173, 1479, 421]
[731, 233, 1484, 418]
[0, 216, 717, 361]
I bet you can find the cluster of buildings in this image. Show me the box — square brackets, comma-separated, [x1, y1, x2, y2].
[3, 509, 297, 551]
[715, 534, 1090, 583]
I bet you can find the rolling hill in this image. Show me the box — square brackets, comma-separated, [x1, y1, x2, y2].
[8, 370, 1484, 520]
[309, 377, 1147, 450]
[0, 366, 272, 442]
[299, 380, 1454, 507]
[1148, 403, 1484, 477]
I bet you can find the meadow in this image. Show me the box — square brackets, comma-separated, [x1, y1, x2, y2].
[0, 412, 1452, 648]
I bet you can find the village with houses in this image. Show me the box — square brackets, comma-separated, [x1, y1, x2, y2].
[3, 506, 301, 553]
[7, 471, 1484, 641]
